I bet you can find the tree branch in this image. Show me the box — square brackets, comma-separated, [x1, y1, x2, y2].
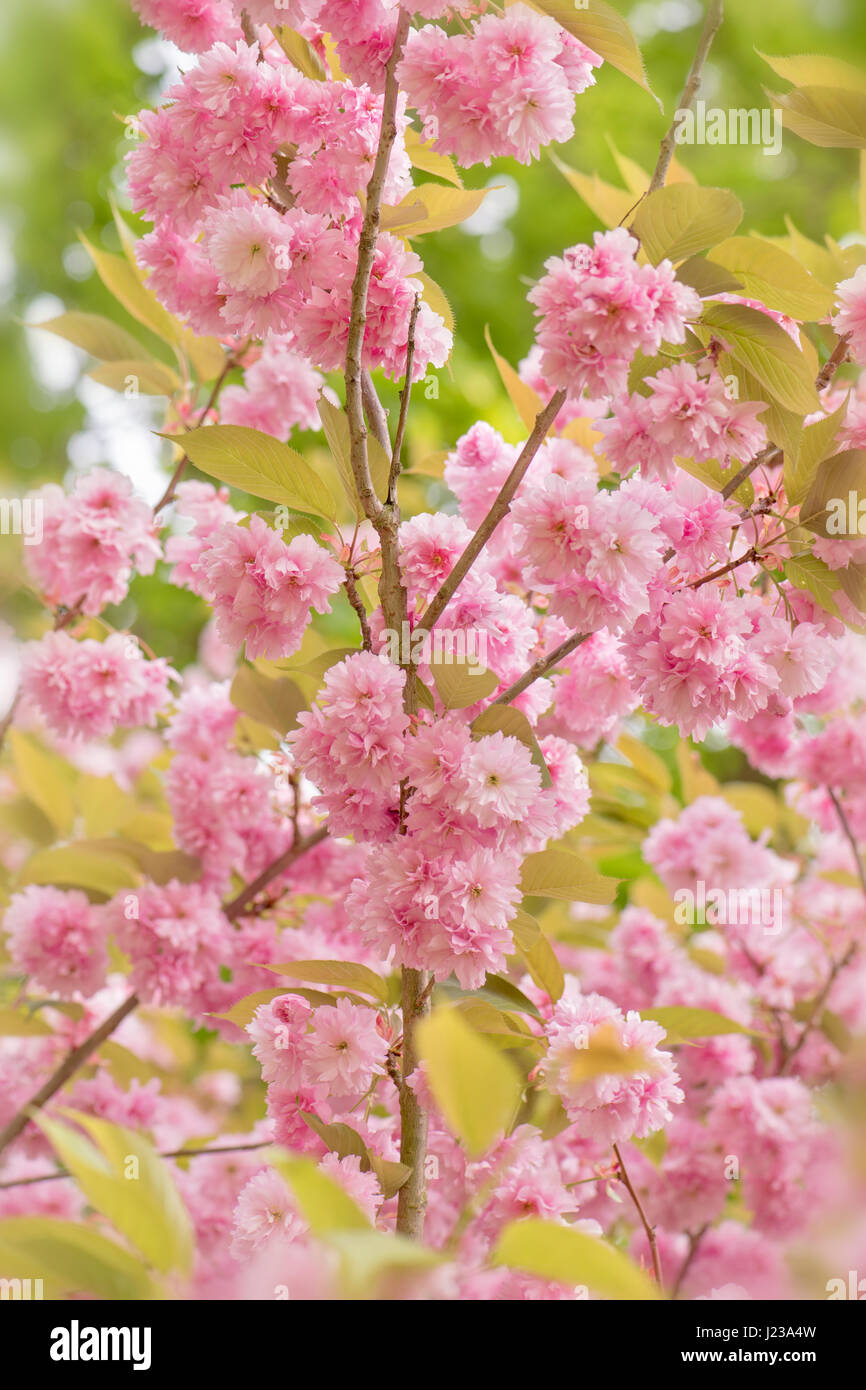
[388, 294, 420, 503]
[613, 1141, 664, 1290]
[0, 992, 140, 1159]
[815, 333, 851, 394]
[720, 444, 781, 502]
[414, 389, 567, 639]
[492, 630, 589, 707]
[153, 349, 240, 514]
[0, 1140, 272, 1190]
[344, 11, 411, 525]
[223, 824, 329, 922]
[777, 787, 862, 1074]
[362, 370, 392, 457]
[649, 0, 724, 193]
[343, 567, 374, 651]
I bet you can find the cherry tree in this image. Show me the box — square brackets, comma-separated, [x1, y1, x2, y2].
[2, 0, 866, 1301]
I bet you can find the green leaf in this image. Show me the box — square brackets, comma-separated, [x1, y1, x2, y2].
[520, 849, 619, 904]
[534, 0, 659, 104]
[417, 1008, 522, 1157]
[639, 1007, 761, 1044]
[78, 236, 184, 348]
[415, 272, 455, 337]
[800, 449, 866, 536]
[706, 237, 834, 320]
[110, 197, 226, 386]
[767, 85, 866, 149]
[452, 998, 540, 1049]
[675, 742, 720, 802]
[758, 51, 866, 94]
[785, 399, 848, 507]
[299, 1114, 411, 1199]
[261, 959, 389, 1005]
[88, 359, 182, 396]
[718, 783, 781, 836]
[471, 704, 552, 788]
[230, 664, 307, 735]
[180, 329, 228, 385]
[317, 395, 390, 515]
[0, 1006, 54, 1037]
[435, 973, 543, 1021]
[16, 844, 140, 900]
[37, 1111, 193, 1277]
[674, 255, 744, 298]
[493, 1218, 661, 1299]
[82, 837, 200, 886]
[268, 1153, 371, 1233]
[179, 424, 336, 519]
[549, 154, 637, 229]
[630, 185, 743, 266]
[484, 324, 545, 432]
[510, 909, 564, 1003]
[76, 775, 137, 837]
[380, 184, 492, 237]
[616, 732, 673, 794]
[0, 1218, 162, 1301]
[325, 1229, 442, 1296]
[404, 127, 463, 188]
[8, 730, 76, 837]
[33, 311, 147, 362]
[273, 25, 326, 78]
[700, 302, 820, 414]
[211, 987, 295, 1030]
[820, 1008, 852, 1053]
[430, 654, 499, 708]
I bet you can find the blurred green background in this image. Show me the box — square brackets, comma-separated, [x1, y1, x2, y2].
[2, 0, 865, 665]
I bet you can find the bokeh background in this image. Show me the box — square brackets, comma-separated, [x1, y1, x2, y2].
[2, 0, 866, 672]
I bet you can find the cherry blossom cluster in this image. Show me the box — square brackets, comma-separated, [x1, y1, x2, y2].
[528, 228, 702, 399]
[4, 0, 866, 1309]
[398, 4, 601, 166]
[25, 467, 160, 616]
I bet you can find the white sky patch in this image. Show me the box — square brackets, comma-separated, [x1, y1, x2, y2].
[0, 218, 15, 305]
[630, 0, 703, 42]
[460, 176, 519, 238]
[24, 293, 80, 393]
[69, 375, 166, 504]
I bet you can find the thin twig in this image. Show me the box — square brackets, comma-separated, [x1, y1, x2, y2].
[0, 992, 140, 1159]
[649, 0, 725, 193]
[388, 294, 421, 503]
[492, 630, 590, 707]
[223, 824, 329, 922]
[153, 350, 240, 515]
[816, 333, 851, 394]
[671, 1225, 709, 1299]
[828, 787, 866, 898]
[721, 338, 850, 504]
[361, 371, 392, 457]
[720, 445, 781, 502]
[343, 567, 373, 651]
[613, 1142, 664, 1290]
[689, 545, 762, 589]
[413, 389, 567, 639]
[344, 12, 411, 524]
[777, 788, 862, 1073]
[0, 1141, 272, 1191]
